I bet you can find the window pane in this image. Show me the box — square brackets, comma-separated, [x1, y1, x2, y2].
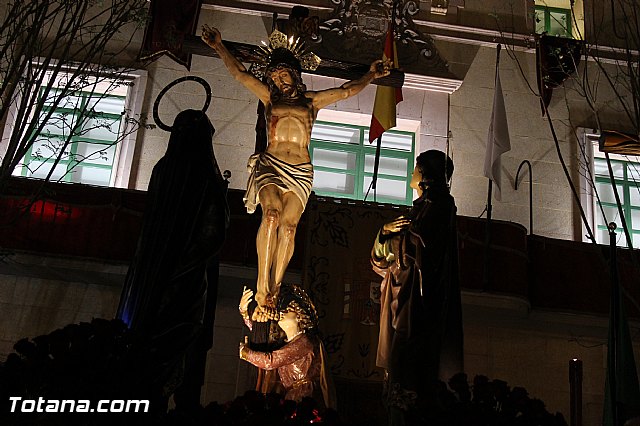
[310, 120, 414, 205]
[88, 96, 126, 115]
[313, 148, 357, 170]
[596, 182, 624, 204]
[312, 123, 360, 145]
[75, 142, 116, 166]
[549, 11, 568, 37]
[40, 112, 80, 137]
[616, 231, 628, 248]
[597, 226, 628, 247]
[81, 116, 122, 141]
[548, 11, 569, 37]
[25, 161, 67, 181]
[634, 233, 640, 249]
[30, 137, 71, 161]
[18, 72, 128, 187]
[313, 170, 355, 195]
[362, 176, 406, 201]
[632, 209, 640, 231]
[596, 227, 610, 246]
[364, 155, 408, 177]
[363, 131, 413, 151]
[594, 160, 607, 177]
[594, 159, 624, 179]
[72, 166, 112, 186]
[597, 205, 625, 229]
[627, 162, 640, 182]
[43, 91, 83, 109]
[630, 186, 640, 206]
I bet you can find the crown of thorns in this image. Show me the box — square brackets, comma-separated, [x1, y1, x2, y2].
[249, 29, 321, 79]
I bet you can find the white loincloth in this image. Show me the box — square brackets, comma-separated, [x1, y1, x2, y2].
[243, 152, 313, 214]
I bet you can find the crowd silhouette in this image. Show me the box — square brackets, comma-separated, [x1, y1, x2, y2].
[1, 319, 568, 426]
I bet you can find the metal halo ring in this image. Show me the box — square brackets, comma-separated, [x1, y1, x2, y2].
[152, 75, 212, 132]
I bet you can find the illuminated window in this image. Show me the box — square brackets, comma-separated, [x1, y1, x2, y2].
[535, 6, 572, 38]
[6, 67, 146, 188]
[580, 131, 640, 247]
[310, 121, 415, 206]
[17, 87, 126, 186]
[593, 155, 640, 248]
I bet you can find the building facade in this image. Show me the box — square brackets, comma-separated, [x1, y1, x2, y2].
[1, 1, 639, 425]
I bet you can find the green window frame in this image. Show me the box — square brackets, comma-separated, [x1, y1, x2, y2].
[20, 87, 125, 186]
[309, 121, 415, 206]
[593, 157, 640, 248]
[535, 6, 572, 38]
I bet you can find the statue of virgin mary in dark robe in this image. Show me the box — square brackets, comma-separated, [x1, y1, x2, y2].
[116, 109, 229, 411]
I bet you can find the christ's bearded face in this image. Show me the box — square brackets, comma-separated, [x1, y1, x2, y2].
[269, 66, 298, 97]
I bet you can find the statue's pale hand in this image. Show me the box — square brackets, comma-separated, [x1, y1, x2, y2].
[239, 286, 253, 313]
[382, 215, 411, 235]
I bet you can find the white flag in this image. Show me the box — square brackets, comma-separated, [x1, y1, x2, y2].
[483, 65, 511, 201]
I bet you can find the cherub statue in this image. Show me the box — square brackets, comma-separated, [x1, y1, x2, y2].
[238, 284, 334, 407]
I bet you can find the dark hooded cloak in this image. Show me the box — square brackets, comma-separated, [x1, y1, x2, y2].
[372, 151, 463, 419]
[116, 109, 229, 400]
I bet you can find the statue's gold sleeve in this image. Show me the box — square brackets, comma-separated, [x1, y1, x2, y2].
[372, 230, 395, 263]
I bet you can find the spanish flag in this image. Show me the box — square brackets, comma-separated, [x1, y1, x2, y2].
[369, 24, 403, 143]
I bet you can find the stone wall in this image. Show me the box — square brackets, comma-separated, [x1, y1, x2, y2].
[2, 2, 634, 241]
[4, 5, 628, 241]
[130, 8, 452, 192]
[133, 8, 615, 242]
[449, 46, 578, 240]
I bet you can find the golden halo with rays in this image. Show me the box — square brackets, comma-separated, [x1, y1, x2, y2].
[250, 29, 321, 79]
